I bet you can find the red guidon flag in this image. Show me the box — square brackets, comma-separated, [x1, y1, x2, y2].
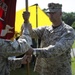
[0, 0, 16, 39]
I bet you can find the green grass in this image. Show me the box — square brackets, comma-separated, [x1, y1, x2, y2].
[10, 65, 38, 75]
[10, 58, 75, 75]
[71, 58, 75, 75]
[72, 40, 75, 48]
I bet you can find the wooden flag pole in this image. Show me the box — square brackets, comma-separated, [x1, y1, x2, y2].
[26, 58, 30, 75]
[26, 0, 28, 12]
[25, 0, 30, 75]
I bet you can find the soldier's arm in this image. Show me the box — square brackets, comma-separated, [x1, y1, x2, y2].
[33, 28, 75, 58]
[8, 55, 31, 70]
[29, 25, 46, 39]
[20, 24, 24, 36]
[0, 37, 32, 57]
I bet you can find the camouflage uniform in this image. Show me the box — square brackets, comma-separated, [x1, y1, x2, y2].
[30, 22, 75, 75]
[0, 36, 30, 75]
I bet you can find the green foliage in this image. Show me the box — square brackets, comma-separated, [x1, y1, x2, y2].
[71, 58, 75, 75]
[72, 41, 75, 48]
[62, 12, 75, 26]
[72, 21, 75, 29]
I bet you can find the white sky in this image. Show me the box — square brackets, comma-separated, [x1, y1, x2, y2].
[16, 0, 75, 12]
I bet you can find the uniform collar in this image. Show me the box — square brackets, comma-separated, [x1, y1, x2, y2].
[47, 22, 64, 32]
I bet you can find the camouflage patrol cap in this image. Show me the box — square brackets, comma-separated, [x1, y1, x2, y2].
[46, 3, 62, 13]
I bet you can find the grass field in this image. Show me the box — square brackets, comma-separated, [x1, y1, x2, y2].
[72, 58, 75, 75]
[72, 41, 75, 48]
[10, 58, 75, 75]
[10, 65, 38, 75]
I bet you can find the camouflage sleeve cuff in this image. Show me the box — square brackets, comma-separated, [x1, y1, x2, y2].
[9, 57, 22, 70]
[17, 38, 30, 53]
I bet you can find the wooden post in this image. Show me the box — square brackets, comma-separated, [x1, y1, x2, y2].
[25, 0, 30, 75]
[26, 0, 28, 12]
[27, 59, 30, 75]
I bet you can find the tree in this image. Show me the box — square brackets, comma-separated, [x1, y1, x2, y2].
[71, 21, 75, 29]
[62, 12, 75, 26]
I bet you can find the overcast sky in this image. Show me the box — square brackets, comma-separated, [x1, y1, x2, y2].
[16, 0, 75, 12]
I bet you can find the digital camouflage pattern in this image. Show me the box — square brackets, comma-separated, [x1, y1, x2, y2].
[30, 22, 75, 75]
[0, 36, 30, 75]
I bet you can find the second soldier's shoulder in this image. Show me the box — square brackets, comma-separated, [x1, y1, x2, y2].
[63, 23, 74, 31]
[62, 23, 75, 37]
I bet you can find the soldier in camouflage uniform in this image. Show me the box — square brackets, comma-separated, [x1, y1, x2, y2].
[0, 35, 33, 75]
[24, 3, 75, 75]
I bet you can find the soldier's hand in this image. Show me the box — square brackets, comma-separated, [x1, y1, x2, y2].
[25, 47, 33, 55]
[22, 11, 30, 22]
[21, 54, 32, 64]
[27, 23, 32, 32]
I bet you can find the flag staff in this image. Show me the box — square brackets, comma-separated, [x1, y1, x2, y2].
[25, 0, 28, 12]
[35, 4, 39, 48]
[25, 0, 30, 75]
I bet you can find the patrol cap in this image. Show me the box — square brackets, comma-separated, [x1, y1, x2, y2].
[46, 3, 62, 13]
